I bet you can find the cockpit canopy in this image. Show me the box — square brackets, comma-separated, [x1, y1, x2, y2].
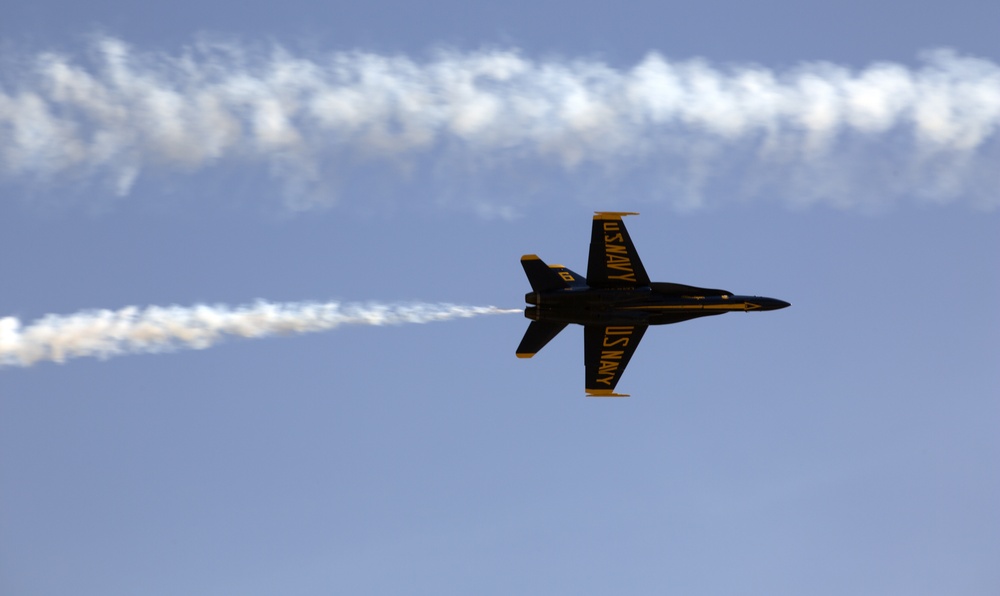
[651, 282, 732, 297]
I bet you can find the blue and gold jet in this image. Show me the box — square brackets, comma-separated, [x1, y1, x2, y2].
[516, 212, 790, 397]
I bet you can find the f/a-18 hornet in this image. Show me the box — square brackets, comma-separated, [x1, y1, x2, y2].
[517, 212, 790, 397]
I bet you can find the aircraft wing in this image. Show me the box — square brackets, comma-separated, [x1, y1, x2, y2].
[586, 212, 650, 288]
[584, 324, 648, 397]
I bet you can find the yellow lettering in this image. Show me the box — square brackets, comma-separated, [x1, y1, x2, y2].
[594, 325, 634, 386]
[606, 254, 630, 264]
[604, 233, 624, 243]
[603, 222, 620, 232]
[608, 272, 637, 282]
[558, 271, 575, 282]
[605, 244, 628, 255]
[606, 326, 634, 335]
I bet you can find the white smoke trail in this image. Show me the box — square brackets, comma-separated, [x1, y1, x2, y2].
[1, 37, 999, 210]
[0, 300, 520, 367]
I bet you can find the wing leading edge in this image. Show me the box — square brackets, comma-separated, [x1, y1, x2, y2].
[585, 324, 648, 397]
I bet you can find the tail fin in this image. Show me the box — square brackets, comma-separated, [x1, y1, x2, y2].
[520, 255, 569, 292]
[516, 321, 568, 358]
[545, 264, 588, 289]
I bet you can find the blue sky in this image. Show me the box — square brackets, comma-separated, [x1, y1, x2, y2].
[1, 1, 998, 595]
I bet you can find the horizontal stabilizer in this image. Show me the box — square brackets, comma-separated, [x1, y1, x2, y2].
[546, 264, 588, 288]
[521, 255, 569, 292]
[516, 321, 568, 358]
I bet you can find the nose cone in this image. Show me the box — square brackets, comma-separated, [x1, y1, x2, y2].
[758, 297, 791, 311]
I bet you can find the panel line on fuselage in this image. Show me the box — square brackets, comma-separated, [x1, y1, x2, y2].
[620, 302, 758, 312]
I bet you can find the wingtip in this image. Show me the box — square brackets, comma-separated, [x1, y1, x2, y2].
[593, 211, 640, 220]
[516, 352, 535, 359]
[586, 389, 630, 398]
[520, 254, 541, 261]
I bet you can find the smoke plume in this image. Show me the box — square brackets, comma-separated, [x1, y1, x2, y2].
[1, 37, 998, 210]
[0, 300, 519, 367]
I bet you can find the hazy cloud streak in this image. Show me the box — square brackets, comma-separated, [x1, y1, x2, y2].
[0, 300, 519, 367]
[1, 37, 999, 209]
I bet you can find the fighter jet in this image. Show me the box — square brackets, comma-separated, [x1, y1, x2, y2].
[516, 212, 790, 397]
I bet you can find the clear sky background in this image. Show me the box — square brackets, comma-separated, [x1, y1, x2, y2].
[1, 1, 998, 595]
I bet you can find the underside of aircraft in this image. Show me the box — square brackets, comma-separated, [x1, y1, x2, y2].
[516, 212, 790, 397]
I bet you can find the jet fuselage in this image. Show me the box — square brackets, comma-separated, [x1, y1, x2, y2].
[524, 285, 790, 326]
